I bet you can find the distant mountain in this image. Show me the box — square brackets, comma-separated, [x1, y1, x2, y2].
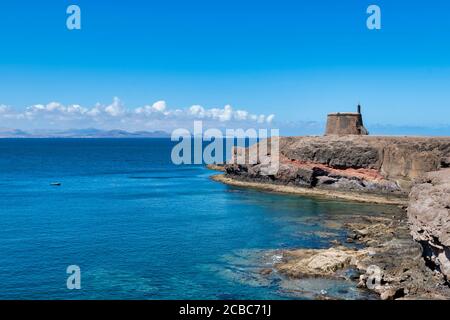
[0, 128, 170, 138]
[1, 124, 449, 138]
[0, 128, 31, 138]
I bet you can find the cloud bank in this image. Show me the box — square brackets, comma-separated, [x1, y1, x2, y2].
[0, 98, 275, 131]
[3, 98, 446, 136]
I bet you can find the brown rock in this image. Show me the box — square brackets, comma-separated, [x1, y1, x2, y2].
[380, 288, 405, 300]
[275, 247, 368, 278]
[408, 169, 450, 279]
[224, 136, 450, 195]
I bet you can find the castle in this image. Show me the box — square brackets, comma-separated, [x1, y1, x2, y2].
[325, 104, 369, 136]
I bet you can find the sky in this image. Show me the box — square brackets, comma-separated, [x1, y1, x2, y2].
[0, 0, 449, 135]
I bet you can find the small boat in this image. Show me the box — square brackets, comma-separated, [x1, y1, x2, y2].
[50, 182, 62, 186]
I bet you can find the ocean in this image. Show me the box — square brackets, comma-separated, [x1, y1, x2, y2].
[0, 139, 395, 299]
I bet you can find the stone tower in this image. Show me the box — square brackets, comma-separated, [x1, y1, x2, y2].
[325, 104, 369, 136]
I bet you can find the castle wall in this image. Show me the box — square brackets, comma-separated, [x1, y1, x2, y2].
[325, 113, 368, 135]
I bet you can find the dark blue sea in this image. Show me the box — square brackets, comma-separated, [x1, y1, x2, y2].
[0, 139, 396, 299]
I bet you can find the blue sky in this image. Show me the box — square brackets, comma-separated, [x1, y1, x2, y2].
[0, 0, 449, 134]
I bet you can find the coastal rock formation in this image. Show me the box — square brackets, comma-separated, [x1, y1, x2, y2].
[276, 247, 369, 278]
[206, 164, 225, 172]
[408, 169, 450, 279]
[212, 135, 450, 298]
[225, 136, 450, 197]
[272, 213, 450, 300]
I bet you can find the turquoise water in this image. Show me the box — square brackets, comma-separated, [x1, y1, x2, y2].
[0, 139, 392, 299]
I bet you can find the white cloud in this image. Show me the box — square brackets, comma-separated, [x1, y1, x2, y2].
[208, 104, 233, 122]
[189, 105, 205, 117]
[266, 114, 275, 124]
[234, 110, 248, 121]
[87, 103, 102, 117]
[0, 105, 9, 113]
[0, 98, 276, 131]
[46, 102, 64, 112]
[104, 97, 124, 117]
[151, 100, 166, 113]
[67, 104, 88, 114]
[135, 100, 167, 115]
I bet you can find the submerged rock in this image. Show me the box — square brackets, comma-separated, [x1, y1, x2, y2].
[275, 247, 368, 278]
[268, 213, 450, 300]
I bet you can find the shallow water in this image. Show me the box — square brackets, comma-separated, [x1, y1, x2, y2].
[0, 139, 399, 299]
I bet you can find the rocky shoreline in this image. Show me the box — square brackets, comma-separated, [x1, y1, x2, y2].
[208, 135, 450, 299]
[211, 174, 407, 205]
[272, 211, 450, 300]
[212, 173, 450, 299]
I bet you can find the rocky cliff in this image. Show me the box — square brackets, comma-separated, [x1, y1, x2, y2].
[225, 136, 450, 198]
[408, 169, 450, 279]
[217, 135, 450, 294]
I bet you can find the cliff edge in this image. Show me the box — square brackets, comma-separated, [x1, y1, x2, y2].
[224, 136, 450, 198]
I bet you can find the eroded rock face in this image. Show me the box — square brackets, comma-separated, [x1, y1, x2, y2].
[225, 136, 450, 196]
[280, 136, 381, 169]
[408, 169, 450, 279]
[381, 143, 445, 190]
